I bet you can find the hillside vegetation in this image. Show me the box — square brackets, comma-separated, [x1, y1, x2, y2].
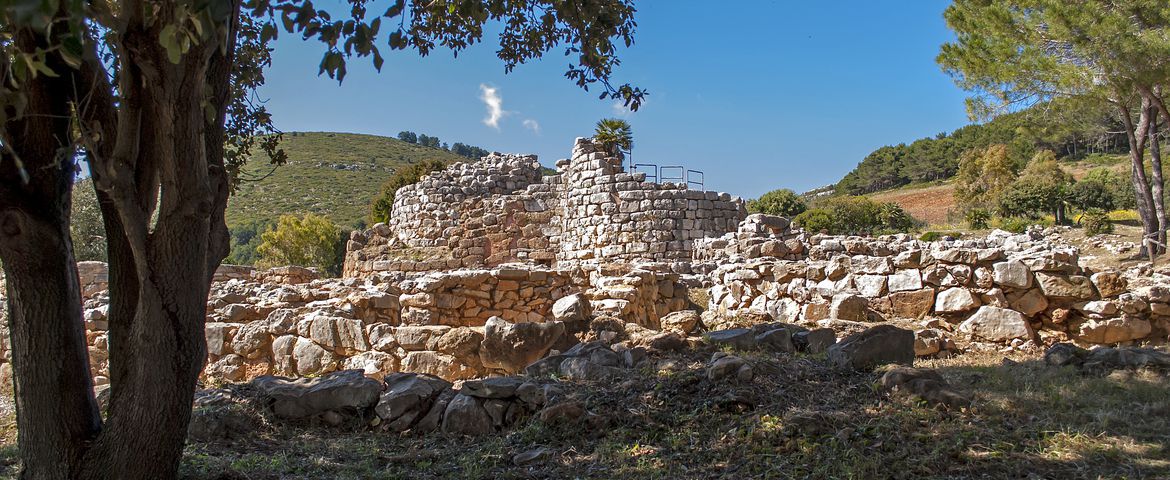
[834, 99, 1126, 196]
[225, 132, 470, 229]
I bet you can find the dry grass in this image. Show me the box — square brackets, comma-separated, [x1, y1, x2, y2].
[0, 348, 1165, 479]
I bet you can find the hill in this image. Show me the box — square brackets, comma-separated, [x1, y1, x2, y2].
[225, 132, 470, 229]
[866, 155, 1130, 226]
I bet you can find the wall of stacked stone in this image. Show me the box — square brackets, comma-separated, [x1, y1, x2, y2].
[24, 262, 696, 388]
[707, 229, 1170, 347]
[344, 138, 747, 276]
[344, 154, 563, 276]
[555, 138, 746, 265]
[692, 214, 809, 271]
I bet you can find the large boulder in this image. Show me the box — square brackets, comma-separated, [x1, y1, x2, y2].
[441, 394, 494, 435]
[375, 372, 451, 431]
[826, 325, 914, 370]
[479, 316, 565, 374]
[958, 306, 1033, 342]
[253, 370, 382, 419]
[1073, 317, 1152, 344]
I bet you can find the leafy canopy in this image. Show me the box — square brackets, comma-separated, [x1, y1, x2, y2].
[748, 188, 806, 218]
[256, 213, 342, 272]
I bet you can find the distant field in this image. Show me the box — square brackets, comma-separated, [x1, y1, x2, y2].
[225, 132, 470, 229]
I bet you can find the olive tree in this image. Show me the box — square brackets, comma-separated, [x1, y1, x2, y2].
[0, 0, 643, 477]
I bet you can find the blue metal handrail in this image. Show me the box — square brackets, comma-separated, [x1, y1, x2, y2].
[631, 163, 658, 183]
[630, 163, 704, 190]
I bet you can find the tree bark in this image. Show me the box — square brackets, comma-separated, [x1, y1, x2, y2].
[0, 29, 103, 480]
[1119, 101, 1158, 255]
[1148, 110, 1167, 254]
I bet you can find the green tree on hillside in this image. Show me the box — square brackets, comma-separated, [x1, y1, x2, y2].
[998, 151, 1074, 223]
[748, 189, 807, 217]
[398, 131, 419, 143]
[939, 0, 1170, 253]
[0, 0, 645, 476]
[793, 196, 919, 235]
[370, 159, 449, 223]
[256, 214, 342, 273]
[954, 144, 1017, 214]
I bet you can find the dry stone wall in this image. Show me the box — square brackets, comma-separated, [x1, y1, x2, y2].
[344, 138, 747, 276]
[17, 262, 697, 388]
[708, 225, 1169, 348]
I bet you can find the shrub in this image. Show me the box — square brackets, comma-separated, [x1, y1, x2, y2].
[793, 196, 920, 235]
[999, 217, 1032, 234]
[748, 188, 807, 217]
[964, 208, 991, 229]
[1081, 209, 1113, 235]
[369, 159, 448, 223]
[919, 231, 962, 242]
[256, 213, 342, 274]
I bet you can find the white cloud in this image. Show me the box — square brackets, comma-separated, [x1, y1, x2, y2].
[522, 119, 541, 134]
[479, 84, 506, 129]
[611, 100, 634, 117]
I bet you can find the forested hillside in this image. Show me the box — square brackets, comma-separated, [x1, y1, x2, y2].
[834, 99, 1127, 196]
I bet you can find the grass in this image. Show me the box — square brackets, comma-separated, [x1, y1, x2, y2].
[225, 132, 471, 230]
[3, 349, 1160, 479]
[0, 349, 1165, 479]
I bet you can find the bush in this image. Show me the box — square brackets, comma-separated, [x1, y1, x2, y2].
[999, 217, 1032, 234]
[225, 219, 274, 265]
[256, 213, 342, 274]
[964, 208, 991, 229]
[919, 231, 962, 242]
[793, 196, 920, 235]
[1081, 209, 1113, 235]
[747, 188, 807, 217]
[369, 159, 448, 223]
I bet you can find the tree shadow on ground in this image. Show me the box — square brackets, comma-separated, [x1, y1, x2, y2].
[172, 350, 1170, 479]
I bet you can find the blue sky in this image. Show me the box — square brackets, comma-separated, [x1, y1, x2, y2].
[259, 1, 972, 198]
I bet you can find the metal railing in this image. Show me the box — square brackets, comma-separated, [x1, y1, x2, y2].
[630, 163, 704, 190]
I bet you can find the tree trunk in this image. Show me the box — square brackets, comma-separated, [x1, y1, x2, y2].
[1119, 101, 1158, 255]
[0, 30, 103, 480]
[1148, 110, 1167, 254]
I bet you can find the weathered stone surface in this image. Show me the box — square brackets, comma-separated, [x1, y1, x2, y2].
[551, 293, 591, 325]
[959, 306, 1033, 342]
[293, 337, 336, 376]
[826, 325, 914, 370]
[375, 373, 452, 431]
[705, 328, 756, 350]
[1035, 273, 1096, 300]
[1074, 317, 1152, 344]
[934, 288, 981, 313]
[1009, 289, 1049, 316]
[992, 260, 1032, 289]
[794, 328, 836, 353]
[462, 376, 525, 399]
[887, 269, 923, 293]
[879, 367, 969, 408]
[885, 288, 935, 319]
[480, 316, 565, 374]
[342, 351, 397, 379]
[441, 394, 494, 435]
[254, 370, 382, 419]
[707, 354, 753, 382]
[1090, 271, 1127, 298]
[755, 328, 795, 353]
[660, 310, 701, 335]
[402, 351, 476, 380]
[830, 294, 868, 322]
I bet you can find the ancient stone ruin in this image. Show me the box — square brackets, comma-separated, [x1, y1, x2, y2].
[344, 137, 746, 274]
[2, 137, 1168, 436]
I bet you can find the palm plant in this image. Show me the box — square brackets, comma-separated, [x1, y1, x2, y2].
[593, 118, 633, 158]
